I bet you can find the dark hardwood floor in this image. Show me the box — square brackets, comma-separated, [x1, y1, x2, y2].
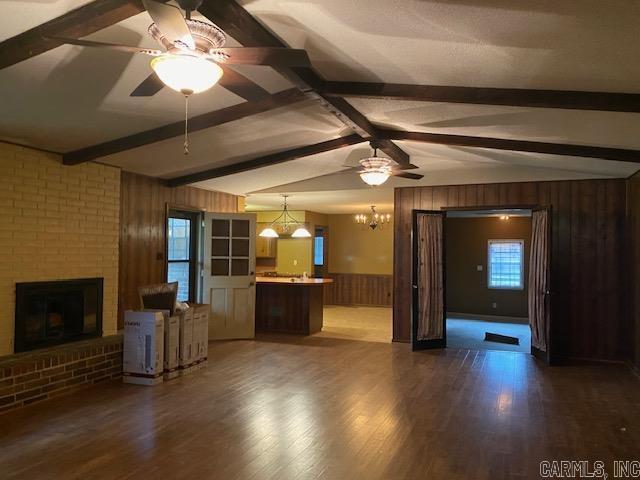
[1, 336, 639, 479]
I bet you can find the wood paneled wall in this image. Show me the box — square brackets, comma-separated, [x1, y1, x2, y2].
[628, 172, 640, 370]
[119, 172, 238, 327]
[324, 273, 393, 306]
[393, 179, 628, 362]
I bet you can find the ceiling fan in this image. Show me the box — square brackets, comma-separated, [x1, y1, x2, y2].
[345, 142, 424, 186]
[48, 0, 311, 99]
[48, 0, 311, 154]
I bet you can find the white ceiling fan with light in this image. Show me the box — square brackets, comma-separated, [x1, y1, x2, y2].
[48, 0, 311, 152]
[345, 142, 424, 186]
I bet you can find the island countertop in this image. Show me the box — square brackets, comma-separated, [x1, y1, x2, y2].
[255, 276, 332, 335]
[256, 276, 333, 286]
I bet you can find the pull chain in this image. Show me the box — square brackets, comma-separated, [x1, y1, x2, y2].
[183, 94, 189, 155]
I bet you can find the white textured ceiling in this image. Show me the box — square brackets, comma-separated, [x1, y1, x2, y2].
[240, 140, 638, 214]
[240, 0, 640, 92]
[102, 99, 349, 177]
[0, 0, 639, 214]
[0, 1, 96, 42]
[346, 98, 640, 150]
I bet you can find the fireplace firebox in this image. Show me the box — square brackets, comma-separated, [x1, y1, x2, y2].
[15, 278, 103, 353]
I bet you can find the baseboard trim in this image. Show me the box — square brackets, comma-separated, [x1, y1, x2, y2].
[447, 312, 529, 324]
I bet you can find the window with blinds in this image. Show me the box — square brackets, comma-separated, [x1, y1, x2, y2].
[488, 240, 524, 290]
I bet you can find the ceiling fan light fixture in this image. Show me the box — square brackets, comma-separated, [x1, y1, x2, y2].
[259, 227, 279, 238]
[150, 54, 223, 95]
[360, 169, 391, 186]
[359, 156, 393, 186]
[291, 227, 312, 238]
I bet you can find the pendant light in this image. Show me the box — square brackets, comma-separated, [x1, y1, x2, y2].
[259, 195, 311, 238]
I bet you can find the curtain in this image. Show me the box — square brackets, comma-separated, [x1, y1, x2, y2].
[417, 213, 444, 341]
[528, 210, 549, 351]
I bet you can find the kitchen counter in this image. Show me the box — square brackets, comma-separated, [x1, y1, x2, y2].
[256, 276, 333, 285]
[255, 277, 333, 335]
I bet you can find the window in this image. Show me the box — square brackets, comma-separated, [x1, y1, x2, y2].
[314, 236, 324, 266]
[488, 240, 524, 290]
[167, 211, 199, 302]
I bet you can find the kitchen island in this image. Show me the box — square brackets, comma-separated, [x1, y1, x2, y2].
[255, 276, 334, 335]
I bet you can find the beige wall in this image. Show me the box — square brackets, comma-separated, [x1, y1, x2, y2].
[276, 238, 313, 275]
[0, 143, 120, 355]
[255, 210, 305, 223]
[328, 214, 393, 275]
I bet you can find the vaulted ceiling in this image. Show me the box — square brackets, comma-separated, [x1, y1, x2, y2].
[1, 0, 639, 213]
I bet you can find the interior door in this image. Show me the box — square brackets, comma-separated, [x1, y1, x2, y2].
[412, 210, 446, 350]
[202, 213, 256, 339]
[529, 207, 552, 363]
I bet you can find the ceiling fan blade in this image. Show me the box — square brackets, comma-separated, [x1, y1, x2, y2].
[217, 66, 270, 102]
[393, 171, 424, 180]
[130, 72, 165, 97]
[209, 47, 311, 67]
[142, 0, 195, 50]
[47, 36, 162, 56]
[395, 163, 419, 170]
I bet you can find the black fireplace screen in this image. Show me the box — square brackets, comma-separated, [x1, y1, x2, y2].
[15, 278, 103, 352]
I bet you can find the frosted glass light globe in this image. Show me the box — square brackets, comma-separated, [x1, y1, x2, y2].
[259, 228, 279, 238]
[360, 170, 391, 186]
[291, 227, 312, 238]
[151, 54, 223, 95]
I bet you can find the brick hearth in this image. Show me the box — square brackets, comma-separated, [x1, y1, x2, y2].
[0, 335, 122, 414]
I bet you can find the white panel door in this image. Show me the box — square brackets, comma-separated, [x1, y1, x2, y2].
[202, 213, 256, 339]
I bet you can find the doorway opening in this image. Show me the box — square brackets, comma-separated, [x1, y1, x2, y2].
[445, 209, 532, 353]
[412, 207, 550, 361]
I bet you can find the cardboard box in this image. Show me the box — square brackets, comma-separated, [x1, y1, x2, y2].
[177, 307, 195, 374]
[164, 315, 180, 380]
[190, 303, 209, 366]
[123, 310, 164, 386]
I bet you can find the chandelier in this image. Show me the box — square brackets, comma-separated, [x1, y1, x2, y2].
[355, 206, 392, 230]
[259, 195, 311, 238]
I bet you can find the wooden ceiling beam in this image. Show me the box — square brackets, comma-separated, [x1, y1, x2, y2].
[197, 0, 412, 166]
[63, 88, 306, 165]
[320, 82, 640, 113]
[167, 134, 364, 187]
[0, 0, 162, 70]
[378, 129, 640, 164]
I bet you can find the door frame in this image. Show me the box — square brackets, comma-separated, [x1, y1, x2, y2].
[439, 204, 553, 364]
[411, 209, 447, 350]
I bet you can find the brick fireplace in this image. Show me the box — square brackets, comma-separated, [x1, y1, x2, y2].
[0, 143, 122, 413]
[0, 143, 120, 355]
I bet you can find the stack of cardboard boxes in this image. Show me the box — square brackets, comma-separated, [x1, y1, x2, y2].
[123, 304, 209, 386]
